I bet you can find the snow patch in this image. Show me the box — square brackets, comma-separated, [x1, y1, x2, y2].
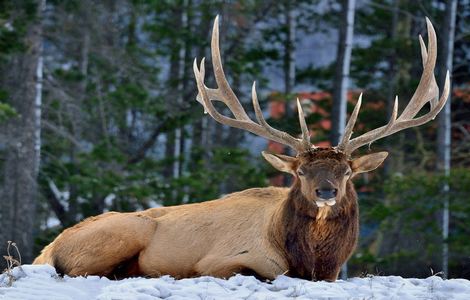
[1, 265, 470, 299]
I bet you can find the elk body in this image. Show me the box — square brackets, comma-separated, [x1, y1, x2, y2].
[34, 17, 449, 281]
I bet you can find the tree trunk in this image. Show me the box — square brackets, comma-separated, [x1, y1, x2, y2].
[164, 4, 183, 182]
[383, 0, 399, 175]
[331, 0, 356, 279]
[282, 0, 296, 186]
[437, 0, 457, 279]
[370, 0, 400, 264]
[68, 25, 90, 225]
[179, 0, 193, 181]
[0, 0, 46, 264]
[330, 0, 356, 146]
[189, 13, 210, 172]
[174, 0, 188, 183]
[284, 1, 296, 99]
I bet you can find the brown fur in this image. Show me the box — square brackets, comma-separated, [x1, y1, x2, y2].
[34, 148, 386, 281]
[271, 180, 358, 281]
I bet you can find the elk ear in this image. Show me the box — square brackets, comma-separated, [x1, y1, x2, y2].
[261, 151, 297, 175]
[350, 151, 388, 177]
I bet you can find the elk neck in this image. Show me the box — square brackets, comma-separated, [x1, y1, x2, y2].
[269, 177, 359, 279]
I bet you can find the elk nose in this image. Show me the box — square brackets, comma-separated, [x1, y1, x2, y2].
[315, 188, 337, 199]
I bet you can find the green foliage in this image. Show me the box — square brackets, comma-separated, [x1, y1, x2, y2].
[4, 0, 466, 279]
[34, 0, 275, 244]
[174, 147, 266, 202]
[0, 100, 17, 122]
[353, 169, 470, 278]
[0, 0, 38, 60]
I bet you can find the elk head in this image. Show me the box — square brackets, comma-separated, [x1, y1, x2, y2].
[261, 149, 387, 207]
[193, 16, 450, 208]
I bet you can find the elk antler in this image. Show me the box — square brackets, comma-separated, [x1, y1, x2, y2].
[193, 16, 313, 153]
[336, 18, 450, 156]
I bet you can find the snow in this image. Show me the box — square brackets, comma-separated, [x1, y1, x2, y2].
[1, 265, 470, 299]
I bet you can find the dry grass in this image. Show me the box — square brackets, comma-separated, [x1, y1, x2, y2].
[2, 241, 23, 287]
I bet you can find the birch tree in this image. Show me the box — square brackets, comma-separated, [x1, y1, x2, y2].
[330, 0, 356, 146]
[437, 0, 458, 279]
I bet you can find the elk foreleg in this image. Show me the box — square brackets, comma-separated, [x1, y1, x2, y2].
[311, 258, 341, 282]
[195, 253, 285, 280]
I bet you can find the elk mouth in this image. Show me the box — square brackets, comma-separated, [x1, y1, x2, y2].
[315, 198, 336, 207]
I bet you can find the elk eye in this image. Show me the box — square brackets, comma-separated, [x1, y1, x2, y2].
[298, 169, 305, 176]
[345, 170, 351, 176]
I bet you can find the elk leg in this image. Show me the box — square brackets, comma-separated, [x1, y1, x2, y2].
[194, 255, 281, 280]
[312, 259, 341, 282]
[38, 212, 157, 278]
[194, 256, 253, 278]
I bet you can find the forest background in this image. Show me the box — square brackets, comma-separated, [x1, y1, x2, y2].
[0, 0, 470, 279]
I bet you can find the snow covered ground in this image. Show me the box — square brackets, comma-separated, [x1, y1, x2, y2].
[1, 265, 470, 299]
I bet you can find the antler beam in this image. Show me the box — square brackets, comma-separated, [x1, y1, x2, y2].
[337, 18, 450, 156]
[193, 16, 313, 153]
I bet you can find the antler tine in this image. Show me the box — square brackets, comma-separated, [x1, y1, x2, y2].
[194, 57, 237, 126]
[419, 35, 427, 66]
[362, 96, 399, 149]
[296, 99, 312, 149]
[344, 96, 398, 154]
[339, 18, 450, 156]
[193, 16, 313, 153]
[251, 82, 307, 151]
[399, 70, 450, 125]
[210, 16, 250, 120]
[419, 32, 439, 111]
[194, 58, 282, 144]
[346, 72, 449, 155]
[251, 81, 265, 124]
[390, 96, 399, 124]
[336, 93, 362, 152]
[399, 17, 438, 120]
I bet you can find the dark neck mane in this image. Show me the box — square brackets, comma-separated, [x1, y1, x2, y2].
[274, 179, 358, 279]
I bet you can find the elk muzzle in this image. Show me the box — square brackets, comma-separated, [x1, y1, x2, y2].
[316, 188, 337, 199]
[315, 187, 337, 207]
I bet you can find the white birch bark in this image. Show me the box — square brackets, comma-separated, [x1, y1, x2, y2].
[331, 0, 356, 146]
[437, 0, 457, 279]
[34, 49, 43, 175]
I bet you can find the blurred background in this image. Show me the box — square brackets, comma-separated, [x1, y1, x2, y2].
[0, 0, 469, 279]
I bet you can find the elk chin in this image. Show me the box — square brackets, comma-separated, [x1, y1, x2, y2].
[315, 198, 336, 208]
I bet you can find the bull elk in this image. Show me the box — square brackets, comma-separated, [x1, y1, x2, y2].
[34, 17, 449, 281]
